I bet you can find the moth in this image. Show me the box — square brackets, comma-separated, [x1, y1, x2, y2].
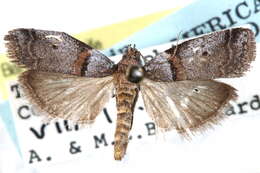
[4, 27, 256, 160]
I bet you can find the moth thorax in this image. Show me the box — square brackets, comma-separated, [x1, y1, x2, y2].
[126, 65, 144, 83]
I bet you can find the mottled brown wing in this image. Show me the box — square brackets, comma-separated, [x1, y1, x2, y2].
[4, 28, 115, 77]
[140, 78, 237, 136]
[144, 27, 256, 81]
[19, 70, 114, 124]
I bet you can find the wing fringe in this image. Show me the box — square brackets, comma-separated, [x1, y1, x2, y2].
[4, 29, 29, 68]
[19, 70, 61, 123]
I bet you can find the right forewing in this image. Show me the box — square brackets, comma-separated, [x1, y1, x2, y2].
[19, 70, 114, 124]
[144, 28, 256, 82]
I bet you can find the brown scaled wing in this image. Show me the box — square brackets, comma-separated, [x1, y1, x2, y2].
[166, 27, 256, 80]
[4, 28, 115, 77]
[142, 27, 256, 136]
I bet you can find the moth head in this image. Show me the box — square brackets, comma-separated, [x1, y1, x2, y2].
[122, 45, 143, 64]
[117, 45, 144, 83]
[126, 65, 144, 83]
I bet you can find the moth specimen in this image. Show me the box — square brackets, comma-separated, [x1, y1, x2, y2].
[4, 27, 256, 160]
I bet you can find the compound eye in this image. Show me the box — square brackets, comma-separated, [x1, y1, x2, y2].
[126, 65, 144, 83]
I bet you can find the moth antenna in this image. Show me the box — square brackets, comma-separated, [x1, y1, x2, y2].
[172, 31, 183, 58]
[125, 44, 132, 53]
[140, 53, 147, 65]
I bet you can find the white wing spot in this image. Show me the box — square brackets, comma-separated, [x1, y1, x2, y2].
[181, 97, 190, 108]
[166, 96, 181, 118]
[180, 102, 188, 108]
[45, 35, 63, 42]
[180, 97, 189, 108]
[188, 58, 194, 63]
[197, 85, 207, 89]
[192, 47, 200, 53]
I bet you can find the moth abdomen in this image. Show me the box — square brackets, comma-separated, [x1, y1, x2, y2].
[114, 111, 132, 160]
[114, 85, 138, 160]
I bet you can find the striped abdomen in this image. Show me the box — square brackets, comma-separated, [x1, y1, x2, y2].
[114, 82, 138, 160]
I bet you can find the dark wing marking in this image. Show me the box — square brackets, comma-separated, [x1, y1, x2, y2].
[144, 28, 256, 81]
[19, 70, 114, 124]
[4, 28, 115, 77]
[140, 78, 237, 137]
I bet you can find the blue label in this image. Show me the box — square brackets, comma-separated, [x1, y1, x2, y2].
[103, 0, 260, 56]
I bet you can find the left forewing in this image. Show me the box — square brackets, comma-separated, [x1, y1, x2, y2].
[19, 70, 114, 124]
[140, 79, 237, 136]
[4, 28, 115, 77]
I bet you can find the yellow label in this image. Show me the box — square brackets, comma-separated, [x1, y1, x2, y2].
[0, 54, 23, 100]
[75, 8, 178, 49]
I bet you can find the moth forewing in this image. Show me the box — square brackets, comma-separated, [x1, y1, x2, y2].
[4, 28, 115, 77]
[144, 27, 256, 82]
